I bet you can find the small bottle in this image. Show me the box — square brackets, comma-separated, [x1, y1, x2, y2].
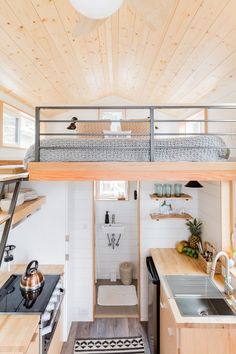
[105, 211, 110, 224]
[111, 214, 115, 224]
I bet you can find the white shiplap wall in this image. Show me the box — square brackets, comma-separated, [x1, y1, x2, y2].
[139, 181, 199, 320]
[198, 182, 222, 251]
[95, 181, 138, 280]
[67, 182, 94, 322]
[7, 181, 67, 265]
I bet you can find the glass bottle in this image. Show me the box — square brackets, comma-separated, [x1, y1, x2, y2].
[105, 211, 110, 224]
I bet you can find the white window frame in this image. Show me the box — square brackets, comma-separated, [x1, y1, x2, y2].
[1, 103, 34, 149]
[184, 110, 205, 135]
[95, 180, 129, 201]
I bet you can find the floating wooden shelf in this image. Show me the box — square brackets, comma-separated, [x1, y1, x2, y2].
[150, 193, 192, 200]
[150, 213, 193, 221]
[0, 196, 46, 227]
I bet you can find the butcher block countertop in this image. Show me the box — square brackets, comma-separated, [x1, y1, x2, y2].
[151, 248, 204, 275]
[150, 248, 236, 328]
[0, 264, 64, 353]
[0, 315, 39, 353]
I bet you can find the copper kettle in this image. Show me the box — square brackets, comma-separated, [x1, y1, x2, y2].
[20, 260, 45, 293]
[21, 286, 43, 309]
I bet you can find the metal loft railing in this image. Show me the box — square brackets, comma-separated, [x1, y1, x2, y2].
[34, 105, 236, 162]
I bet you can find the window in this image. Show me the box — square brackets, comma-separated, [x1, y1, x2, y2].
[100, 109, 125, 132]
[96, 181, 129, 200]
[2, 104, 34, 148]
[184, 111, 204, 135]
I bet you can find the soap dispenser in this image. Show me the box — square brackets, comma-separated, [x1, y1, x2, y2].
[105, 211, 110, 224]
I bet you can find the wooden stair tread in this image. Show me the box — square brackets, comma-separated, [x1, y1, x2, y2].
[0, 165, 26, 174]
[0, 214, 10, 225]
[0, 197, 46, 226]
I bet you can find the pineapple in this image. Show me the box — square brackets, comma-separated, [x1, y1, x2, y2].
[186, 218, 202, 249]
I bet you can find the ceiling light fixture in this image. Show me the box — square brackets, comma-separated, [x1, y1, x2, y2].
[70, 0, 123, 19]
[184, 181, 203, 188]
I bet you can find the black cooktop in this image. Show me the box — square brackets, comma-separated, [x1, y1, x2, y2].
[0, 274, 60, 313]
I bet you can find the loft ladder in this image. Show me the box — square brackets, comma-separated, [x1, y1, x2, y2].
[0, 174, 28, 266]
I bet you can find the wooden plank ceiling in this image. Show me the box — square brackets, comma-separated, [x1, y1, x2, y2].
[0, 0, 236, 109]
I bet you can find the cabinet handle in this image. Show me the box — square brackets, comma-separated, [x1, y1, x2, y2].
[160, 301, 166, 309]
[167, 327, 174, 336]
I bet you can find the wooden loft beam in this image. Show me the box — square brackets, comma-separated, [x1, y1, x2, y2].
[28, 162, 236, 181]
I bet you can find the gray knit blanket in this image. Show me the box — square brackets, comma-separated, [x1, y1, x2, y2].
[24, 136, 230, 163]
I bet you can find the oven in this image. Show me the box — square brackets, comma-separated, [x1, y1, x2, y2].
[146, 256, 160, 354]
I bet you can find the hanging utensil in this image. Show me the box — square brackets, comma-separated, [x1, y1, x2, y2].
[107, 233, 111, 247]
[116, 233, 122, 247]
[111, 233, 116, 250]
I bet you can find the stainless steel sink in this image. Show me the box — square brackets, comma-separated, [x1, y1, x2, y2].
[164, 275, 236, 317]
[175, 297, 235, 317]
[165, 275, 223, 298]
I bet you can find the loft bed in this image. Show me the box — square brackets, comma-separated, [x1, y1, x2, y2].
[25, 104, 236, 181]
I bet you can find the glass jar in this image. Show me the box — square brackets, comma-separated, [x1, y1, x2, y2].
[164, 184, 172, 197]
[154, 183, 163, 197]
[174, 184, 182, 197]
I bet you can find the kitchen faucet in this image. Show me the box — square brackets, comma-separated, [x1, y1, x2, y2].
[210, 251, 233, 296]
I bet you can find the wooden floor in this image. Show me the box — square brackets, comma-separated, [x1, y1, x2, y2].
[61, 319, 151, 354]
[95, 279, 139, 318]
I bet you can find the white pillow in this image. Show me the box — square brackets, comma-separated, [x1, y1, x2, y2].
[103, 130, 132, 139]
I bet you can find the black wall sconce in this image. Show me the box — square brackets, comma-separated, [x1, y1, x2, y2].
[67, 117, 78, 130]
[184, 181, 203, 188]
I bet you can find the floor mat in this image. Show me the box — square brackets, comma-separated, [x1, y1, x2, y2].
[97, 285, 138, 306]
[74, 336, 145, 353]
